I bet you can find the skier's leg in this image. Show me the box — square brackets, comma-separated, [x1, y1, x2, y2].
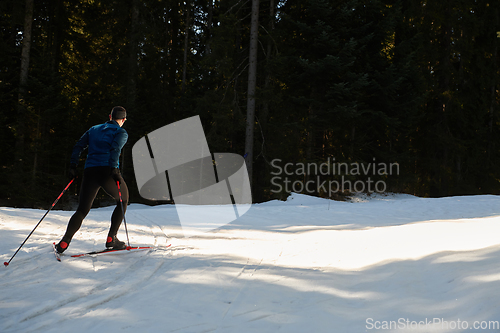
[57, 169, 100, 252]
[101, 172, 129, 244]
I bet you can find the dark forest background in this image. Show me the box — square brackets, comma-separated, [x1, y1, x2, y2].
[1, 0, 500, 208]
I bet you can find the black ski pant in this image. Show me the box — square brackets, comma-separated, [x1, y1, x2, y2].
[62, 166, 128, 244]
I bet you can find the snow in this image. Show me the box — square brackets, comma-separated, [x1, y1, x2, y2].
[2, 192, 500, 332]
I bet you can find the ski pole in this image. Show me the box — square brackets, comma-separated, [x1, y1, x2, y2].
[117, 181, 131, 249]
[4, 178, 75, 267]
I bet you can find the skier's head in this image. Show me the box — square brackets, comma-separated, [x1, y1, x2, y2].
[110, 106, 127, 126]
[111, 106, 127, 120]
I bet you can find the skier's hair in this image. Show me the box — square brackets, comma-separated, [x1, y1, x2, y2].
[111, 106, 127, 120]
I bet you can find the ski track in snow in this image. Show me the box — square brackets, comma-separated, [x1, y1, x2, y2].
[2, 193, 500, 332]
[0, 207, 177, 333]
[2, 244, 172, 332]
[4, 248, 177, 333]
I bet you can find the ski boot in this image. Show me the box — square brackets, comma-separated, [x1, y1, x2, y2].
[106, 236, 127, 250]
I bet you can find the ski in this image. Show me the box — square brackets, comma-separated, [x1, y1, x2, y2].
[52, 242, 61, 262]
[70, 244, 171, 258]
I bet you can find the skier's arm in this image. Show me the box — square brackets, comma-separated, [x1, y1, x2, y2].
[70, 130, 90, 166]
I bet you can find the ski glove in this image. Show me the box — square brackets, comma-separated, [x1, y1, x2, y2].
[111, 168, 124, 185]
[69, 163, 77, 180]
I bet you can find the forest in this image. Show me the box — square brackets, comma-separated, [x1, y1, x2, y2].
[1, 0, 500, 208]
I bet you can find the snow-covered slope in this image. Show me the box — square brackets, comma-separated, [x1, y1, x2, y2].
[1, 193, 500, 332]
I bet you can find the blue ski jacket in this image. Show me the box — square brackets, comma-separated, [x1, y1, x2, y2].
[70, 120, 128, 169]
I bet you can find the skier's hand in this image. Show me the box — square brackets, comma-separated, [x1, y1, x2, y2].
[111, 168, 123, 184]
[69, 164, 77, 180]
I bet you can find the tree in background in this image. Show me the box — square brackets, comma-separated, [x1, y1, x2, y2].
[409, 0, 500, 196]
[265, 0, 421, 197]
[1, 0, 500, 208]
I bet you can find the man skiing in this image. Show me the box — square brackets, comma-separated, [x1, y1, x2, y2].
[55, 106, 129, 254]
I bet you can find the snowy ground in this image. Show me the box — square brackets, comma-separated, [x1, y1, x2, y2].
[2, 193, 500, 332]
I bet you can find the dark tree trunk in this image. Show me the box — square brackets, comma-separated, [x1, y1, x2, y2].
[245, 0, 259, 185]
